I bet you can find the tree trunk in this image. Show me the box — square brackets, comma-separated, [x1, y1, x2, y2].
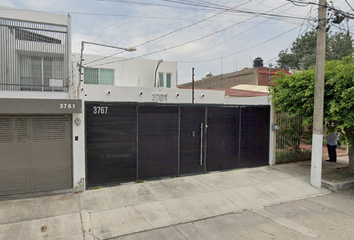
[348, 145, 354, 173]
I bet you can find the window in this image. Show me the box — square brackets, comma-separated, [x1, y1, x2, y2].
[84, 68, 114, 85]
[166, 73, 172, 88]
[158, 73, 164, 87]
[19, 55, 65, 91]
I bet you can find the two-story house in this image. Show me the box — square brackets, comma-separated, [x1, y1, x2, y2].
[0, 7, 82, 197]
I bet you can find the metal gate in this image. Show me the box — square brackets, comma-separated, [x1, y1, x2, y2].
[180, 106, 206, 175]
[239, 106, 270, 168]
[138, 105, 179, 179]
[0, 116, 72, 196]
[207, 106, 240, 171]
[86, 103, 137, 187]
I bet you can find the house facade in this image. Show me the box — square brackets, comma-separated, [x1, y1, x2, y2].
[0, 7, 82, 197]
[0, 7, 275, 196]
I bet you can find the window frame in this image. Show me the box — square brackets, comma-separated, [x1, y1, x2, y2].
[158, 72, 164, 87]
[84, 67, 114, 85]
[166, 73, 172, 88]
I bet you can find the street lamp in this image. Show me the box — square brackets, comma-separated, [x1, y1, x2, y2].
[78, 41, 136, 82]
[154, 59, 163, 87]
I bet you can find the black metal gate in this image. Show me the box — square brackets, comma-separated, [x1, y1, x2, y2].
[86, 103, 137, 187]
[180, 106, 206, 175]
[85, 102, 270, 186]
[207, 106, 240, 171]
[239, 106, 270, 168]
[138, 105, 179, 179]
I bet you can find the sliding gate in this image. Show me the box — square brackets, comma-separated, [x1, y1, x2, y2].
[86, 103, 270, 187]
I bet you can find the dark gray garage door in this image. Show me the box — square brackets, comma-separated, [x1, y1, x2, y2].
[86, 103, 137, 187]
[0, 116, 72, 196]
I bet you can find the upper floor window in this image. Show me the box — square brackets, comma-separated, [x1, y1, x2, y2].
[19, 54, 65, 91]
[158, 72, 164, 87]
[166, 73, 172, 88]
[84, 68, 114, 85]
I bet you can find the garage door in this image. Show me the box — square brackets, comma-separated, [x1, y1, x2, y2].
[86, 103, 137, 187]
[0, 116, 72, 196]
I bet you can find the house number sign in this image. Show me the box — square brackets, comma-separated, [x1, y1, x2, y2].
[152, 93, 167, 102]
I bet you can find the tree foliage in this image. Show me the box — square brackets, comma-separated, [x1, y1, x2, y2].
[271, 56, 354, 170]
[277, 30, 354, 70]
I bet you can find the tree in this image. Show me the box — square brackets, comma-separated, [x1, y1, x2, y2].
[271, 56, 354, 171]
[277, 30, 354, 70]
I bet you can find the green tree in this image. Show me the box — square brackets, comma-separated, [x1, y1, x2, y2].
[271, 56, 354, 171]
[277, 30, 354, 70]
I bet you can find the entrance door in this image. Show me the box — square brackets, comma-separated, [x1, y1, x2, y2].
[180, 106, 205, 175]
[207, 107, 240, 171]
[239, 106, 270, 168]
[138, 105, 179, 179]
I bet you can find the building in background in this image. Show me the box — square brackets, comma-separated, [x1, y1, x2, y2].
[178, 57, 291, 90]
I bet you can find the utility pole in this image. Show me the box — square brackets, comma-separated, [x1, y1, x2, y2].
[311, 0, 327, 188]
[192, 67, 195, 104]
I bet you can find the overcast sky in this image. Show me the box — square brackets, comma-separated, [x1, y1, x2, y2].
[1, 0, 353, 84]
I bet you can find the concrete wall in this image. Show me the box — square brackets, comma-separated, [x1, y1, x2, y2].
[0, 6, 69, 26]
[72, 54, 178, 89]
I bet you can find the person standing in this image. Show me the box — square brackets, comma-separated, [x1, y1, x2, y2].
[325, 132, 339, 162]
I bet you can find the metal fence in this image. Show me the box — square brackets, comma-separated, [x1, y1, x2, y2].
[275, 113, 303, 156]
[0, 18, 69, 92]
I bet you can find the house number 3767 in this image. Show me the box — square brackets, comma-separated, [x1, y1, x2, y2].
[93, 106, 108, 114]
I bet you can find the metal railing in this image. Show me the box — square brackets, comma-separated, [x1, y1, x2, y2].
[0, 18, 69, 92]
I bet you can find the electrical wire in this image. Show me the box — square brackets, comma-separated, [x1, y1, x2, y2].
[84, 0, 254, 66]
[178, 2, 296, 61]
[181, 24, 302, 64]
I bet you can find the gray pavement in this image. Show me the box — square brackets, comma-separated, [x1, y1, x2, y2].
[0, 165, 346, 240]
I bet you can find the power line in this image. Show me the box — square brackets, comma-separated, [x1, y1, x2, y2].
[84, 0, 254, 66]
[178, 3, 297, 61]
[180, 24, 301, 64]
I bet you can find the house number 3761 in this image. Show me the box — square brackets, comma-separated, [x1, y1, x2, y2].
[59, 103, 75, 109]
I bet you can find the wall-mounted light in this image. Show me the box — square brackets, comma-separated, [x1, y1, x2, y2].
[107, 90, 111, 95]
[201, 94, 205, 98]
[74, 118, 81, 126]
[80, 87, 84, 91]
[139, 92, 143, 96]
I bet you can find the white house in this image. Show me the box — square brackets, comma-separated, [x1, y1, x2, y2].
[72, 51, 274, 189]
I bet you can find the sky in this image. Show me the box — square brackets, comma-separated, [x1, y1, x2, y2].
[1, 0, 353, 84]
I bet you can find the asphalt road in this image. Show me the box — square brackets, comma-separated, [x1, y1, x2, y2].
[113, 188, 354, 240]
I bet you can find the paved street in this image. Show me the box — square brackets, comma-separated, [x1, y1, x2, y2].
[1, 163, 354, 240]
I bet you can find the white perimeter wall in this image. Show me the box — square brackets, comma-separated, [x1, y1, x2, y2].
[71, 84, 274, 191]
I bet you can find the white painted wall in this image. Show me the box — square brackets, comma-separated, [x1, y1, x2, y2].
[72, 109, 86, 192]
[0, 6, 69, 26]
[72, 53, 178, 88]
[81, 85, 225, 104]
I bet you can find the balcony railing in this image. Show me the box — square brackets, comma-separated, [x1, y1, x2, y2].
[0, 18, 70, 92]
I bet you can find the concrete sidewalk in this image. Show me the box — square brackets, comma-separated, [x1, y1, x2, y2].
[0, 165, 331, 240]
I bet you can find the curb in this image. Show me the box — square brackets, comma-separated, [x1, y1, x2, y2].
[322, 179, 354, 191]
